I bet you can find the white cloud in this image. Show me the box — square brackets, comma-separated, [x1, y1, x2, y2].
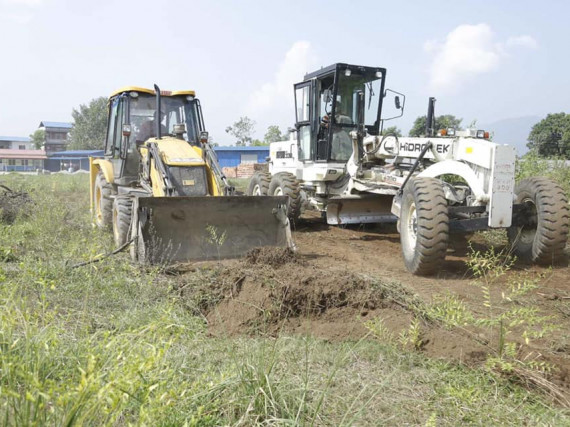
[246, 41, 318, 127]
[1, 13, 32, 24]
[506, 35, 539, 50]
[425, 24, 537, 93]
[2, 0, 42, 5]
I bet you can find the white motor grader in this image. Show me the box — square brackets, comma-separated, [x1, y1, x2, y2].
[248, 63, 569, 275]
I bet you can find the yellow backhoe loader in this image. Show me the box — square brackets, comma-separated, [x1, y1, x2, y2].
[89, 85, 292, 263]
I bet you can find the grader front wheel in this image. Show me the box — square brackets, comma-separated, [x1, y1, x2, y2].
[400, 178, 449, 276]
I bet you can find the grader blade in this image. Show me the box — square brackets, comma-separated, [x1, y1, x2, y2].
[131, 196, 293, 263]
[326, 194, 397, 225]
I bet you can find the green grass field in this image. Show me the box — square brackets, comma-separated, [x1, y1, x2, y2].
[0, 173, 568, 425]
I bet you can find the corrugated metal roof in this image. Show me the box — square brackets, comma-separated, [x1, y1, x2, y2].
[214, 146, 270, 152]
[39, 121, 73, 129]
[0, 149, 47, 159]
[0, 136, 31, 142]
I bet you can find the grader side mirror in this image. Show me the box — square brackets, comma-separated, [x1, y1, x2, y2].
[395, 96, 401, 110]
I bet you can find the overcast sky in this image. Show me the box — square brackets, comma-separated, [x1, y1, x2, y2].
[1, 0, 569, 145]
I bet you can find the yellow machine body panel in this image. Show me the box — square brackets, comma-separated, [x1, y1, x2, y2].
[139, 137, 222, 197]
[89, 157, 115, 214]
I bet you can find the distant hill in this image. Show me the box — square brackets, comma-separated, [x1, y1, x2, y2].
[480, 115, 542, 156]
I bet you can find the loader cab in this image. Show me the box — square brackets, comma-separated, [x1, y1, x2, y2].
[294, 63, 386, 164]
[104, 87, 205, 185]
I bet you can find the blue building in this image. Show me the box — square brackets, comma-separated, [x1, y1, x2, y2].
[45, 150, 104, 172]
[213, 146, 269, 168]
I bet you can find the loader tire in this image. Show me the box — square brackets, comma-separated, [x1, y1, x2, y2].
[400, 177, 449, 276]
[112, 197, 133, 247]
[268, 172, 302, 222]
[508, 178, 569, 264]
[247, 171, 272, 196]
[130, 220, 148, 264]
[94, 172, 112, 229]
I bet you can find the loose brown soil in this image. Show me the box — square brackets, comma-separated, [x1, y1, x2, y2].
[182, 213, 570, 402]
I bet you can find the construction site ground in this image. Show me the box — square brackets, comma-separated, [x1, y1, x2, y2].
[195, 212, 570, 402]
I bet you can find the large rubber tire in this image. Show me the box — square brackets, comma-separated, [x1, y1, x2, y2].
[130, 220, 148, 264]
[268, 172, 302, 222]
[247, 171, 272, 196]
[94, 172, 113, 229]
[112, 197, 133, 247]
[400, 177, 449, 276]
[508, 178, 569, 264]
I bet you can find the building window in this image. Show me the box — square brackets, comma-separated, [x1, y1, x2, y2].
[8, 159, 15, 166]
[19, 145, 25, 150]
[240, 153, 258, 164]
[22, 160, 29, 166]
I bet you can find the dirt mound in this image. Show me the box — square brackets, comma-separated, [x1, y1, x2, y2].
[204, 257, 486, 362]
[0, 184, 32, 223]
[245, 247, 300, 268]
[207, 262, 398, 338]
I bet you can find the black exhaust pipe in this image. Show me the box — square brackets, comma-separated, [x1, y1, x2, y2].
[154, 84, 162, 139]
[426, 97, 436, 137]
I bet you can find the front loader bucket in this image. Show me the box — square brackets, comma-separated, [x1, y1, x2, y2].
[130, 196, 293, 264]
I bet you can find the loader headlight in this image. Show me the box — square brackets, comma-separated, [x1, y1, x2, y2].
[129, 91, 139, 98]
[344, 69, 352, 77]
[476, 130, 485, 138]
[447, 128, 456, 137]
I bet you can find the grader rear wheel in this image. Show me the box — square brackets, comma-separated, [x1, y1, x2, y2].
[508, 178, 569, 264]
[247, 171, 272, 196]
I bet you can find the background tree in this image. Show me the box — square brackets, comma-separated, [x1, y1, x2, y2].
[29, 129, 45, 149]
[381, 126, 402, 137]
[409, 115, 463, 137]
[251, 139, 268, 146]
[68, 96, 108, 150]
[264, 125, 283, 144]
[527, 113, 570, 157]
[225, 116, 256, 146]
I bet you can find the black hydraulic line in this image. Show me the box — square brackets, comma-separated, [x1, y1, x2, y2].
[397, 141, 432, 196]
[70, 238, 134, 268]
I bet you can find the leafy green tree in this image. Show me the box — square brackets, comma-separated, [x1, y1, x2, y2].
[251, 139, 269, 146]
[381, 126, 402, 137]
[409, 115, 463, 137]
[29, 129, 45, 149]
[527, 113, 570, 157]
[68, 96, 108, 150]
[264, 125, 283, 143]
[225, 116, 256, 146]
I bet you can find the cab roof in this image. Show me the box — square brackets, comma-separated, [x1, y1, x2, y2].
[109, 86, 196, 99]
